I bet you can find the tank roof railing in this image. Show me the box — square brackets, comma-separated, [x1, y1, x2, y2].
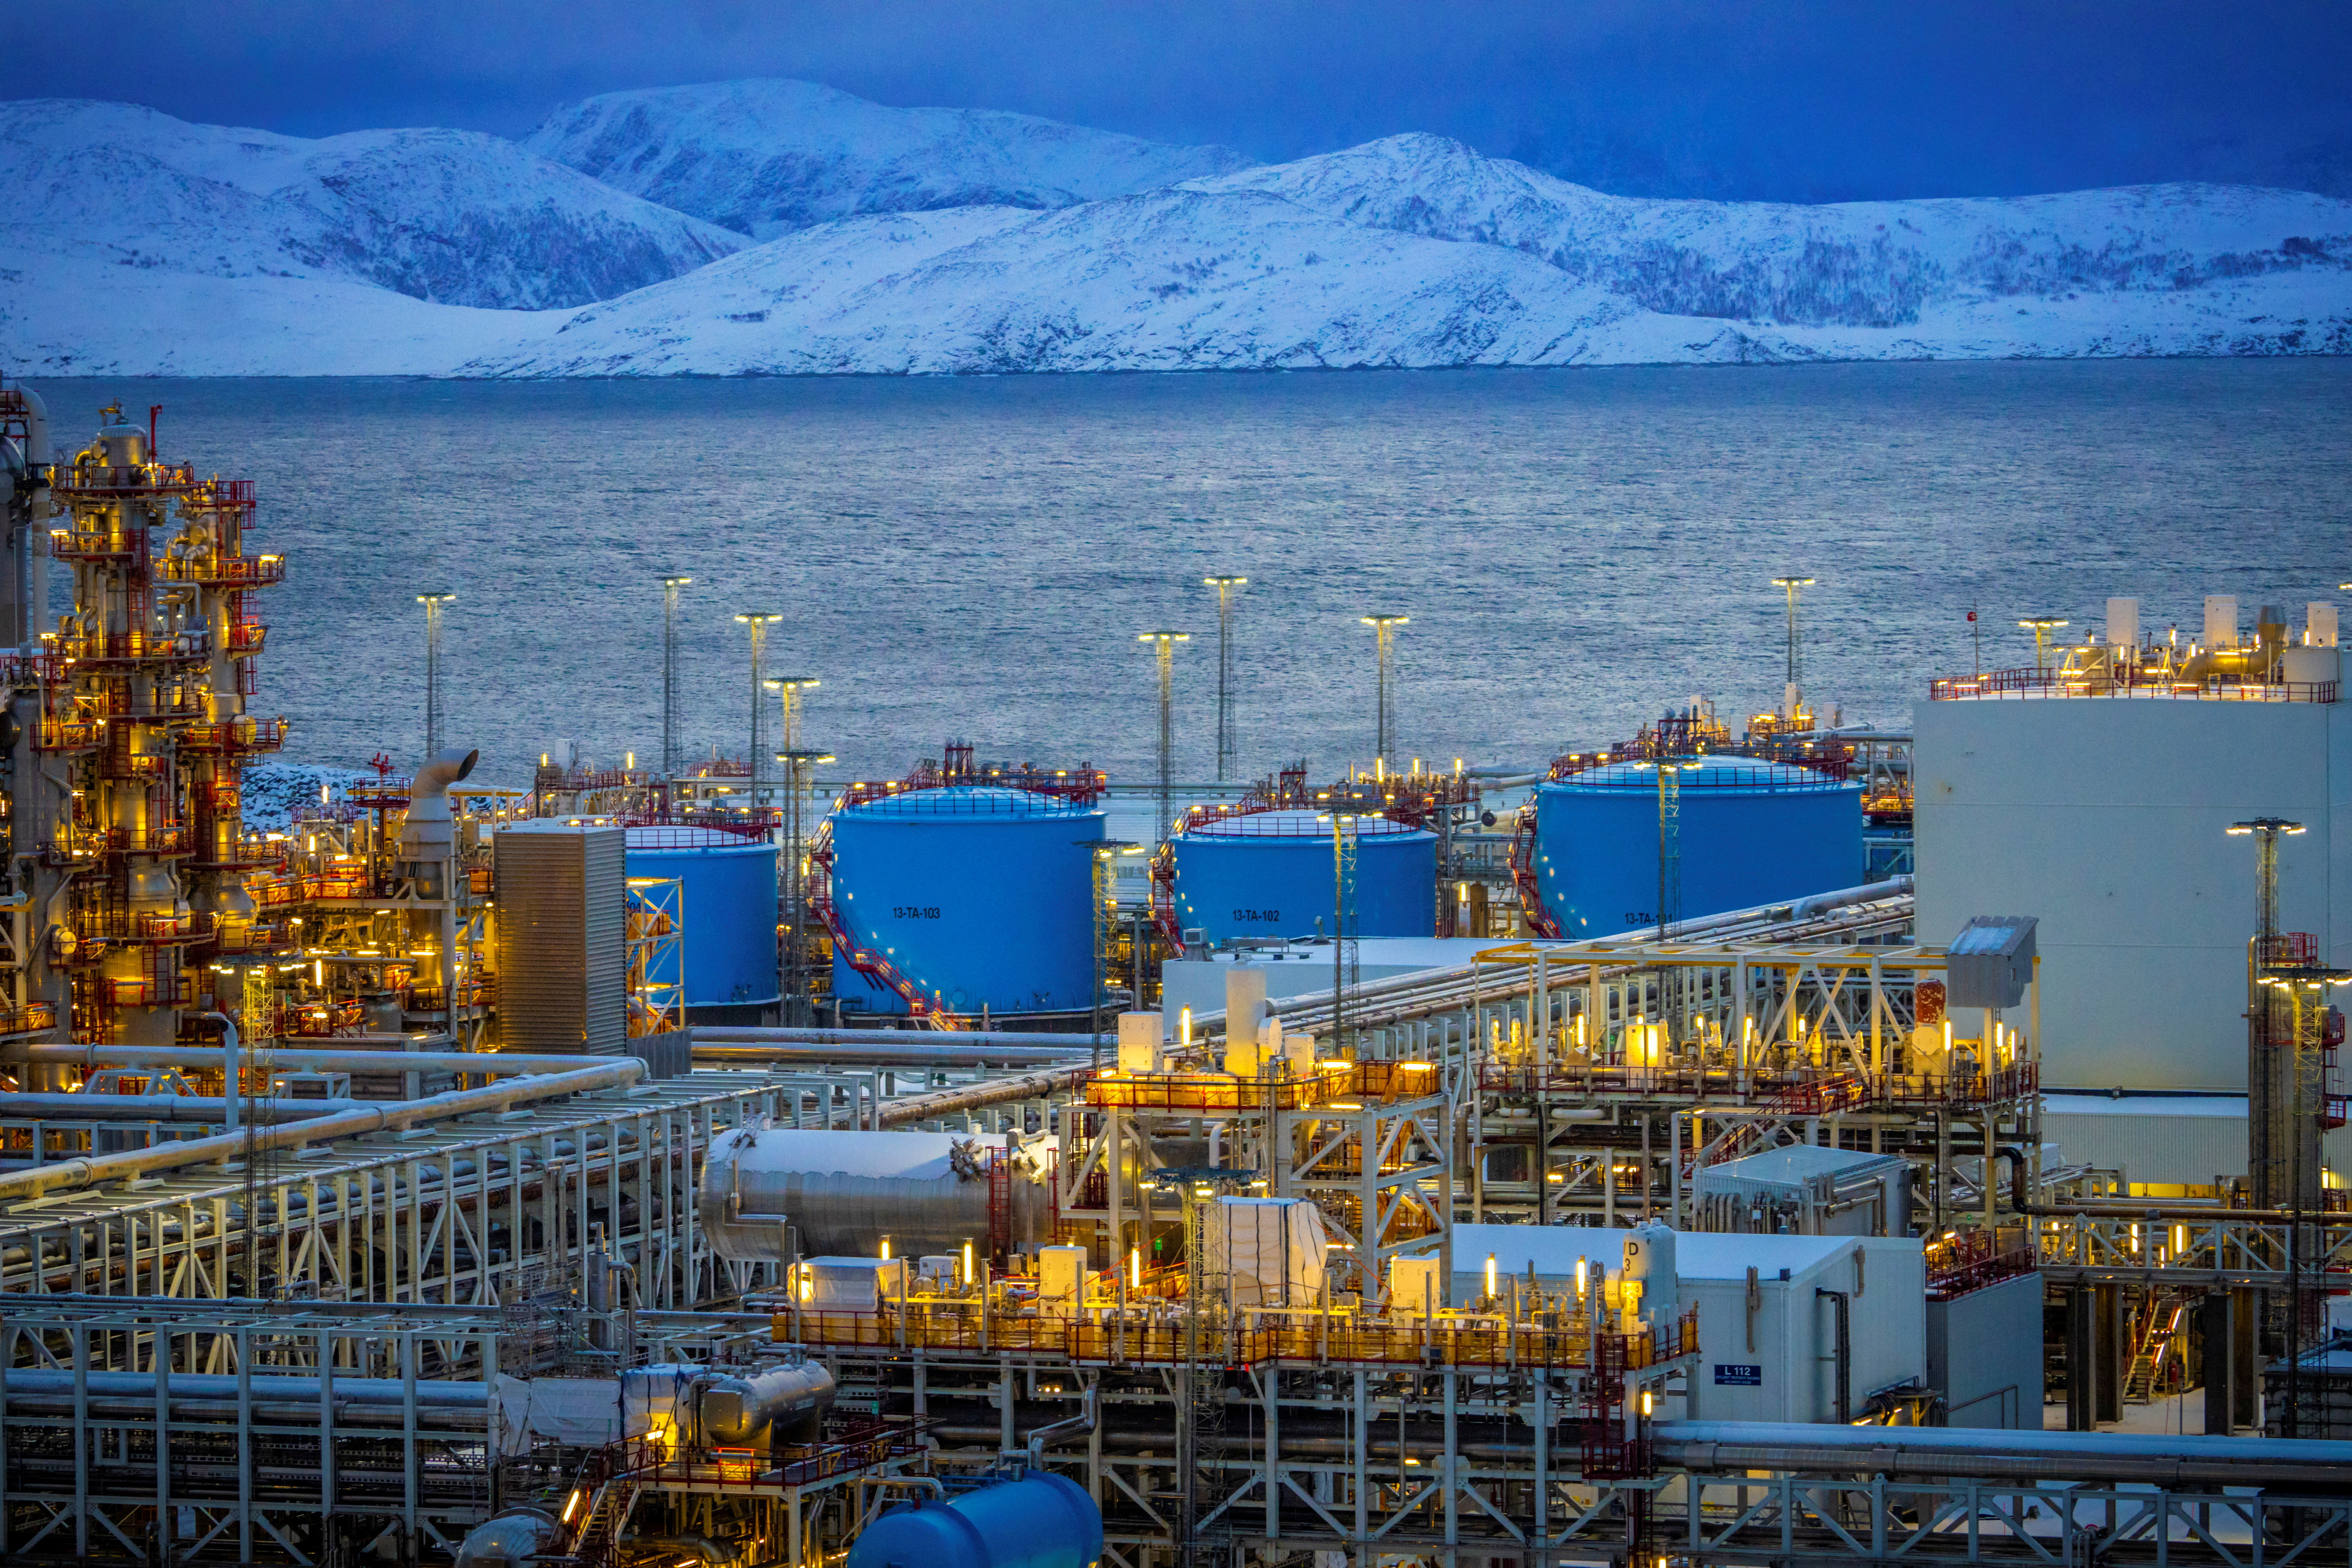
[1550, 763, 1856, 793]
[838, 786, 1103, 819]
[1931, 666, 2339, 703]
[1178, 809, 1430, 840]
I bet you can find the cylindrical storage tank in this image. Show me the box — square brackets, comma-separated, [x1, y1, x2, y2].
[692, 1360, 836, 1446]
[846, 1471, 1102, 1568]
[1165, 809, 1436, 946]
[1531, 756, 1862, 939]
[827, 786, 1104, 1016]
[699, 1128, 1054, 1261]
[455, 1509, 561, 1568]
[624, 825, 781, 1008]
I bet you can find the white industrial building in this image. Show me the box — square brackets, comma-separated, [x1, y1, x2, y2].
[1445, 1224, 1937, 1424]
[1916, 600, 2348, 1096]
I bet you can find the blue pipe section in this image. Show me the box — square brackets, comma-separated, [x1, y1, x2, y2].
[845, 1470, 1102, 1568]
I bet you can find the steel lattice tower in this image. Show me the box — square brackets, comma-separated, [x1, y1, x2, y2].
[1204, 576, 1245, 781]
[659, 576, 690, 778]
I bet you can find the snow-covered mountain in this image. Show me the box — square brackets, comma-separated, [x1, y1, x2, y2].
[4, 96, 2349, 377]
[521, 78, 1256, 238]
[0, 99, 745, 311]
[1191, 135, 2352, 332]
[463, 142, 2352, 375]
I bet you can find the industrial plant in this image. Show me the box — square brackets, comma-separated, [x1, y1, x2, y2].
[3, 384, 2352, 1568]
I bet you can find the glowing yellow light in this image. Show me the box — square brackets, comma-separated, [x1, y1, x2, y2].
[563, 1489, 586, 1524]
[1129, 1247, 1141, 1289]
[1640, 1389, 1654, 1418]
[879, 1236, 891, 1260]
[1485, 1253, 1497, 1298]
[963, 1239, 974, 1285]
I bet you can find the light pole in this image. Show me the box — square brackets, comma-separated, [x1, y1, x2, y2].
[1360, 614, 1408, 769]
[416, 592, 455, 759]
[734, 613, 782, 798]
[1138, 632, 1189, 845]
[1770, 576, 1813, 722]
[2019, 617, 2069, 675]
[659, 576, 691, 779]
[1204, 576, 1246, 782]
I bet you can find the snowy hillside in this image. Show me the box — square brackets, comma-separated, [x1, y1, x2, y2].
[0, 99, 745, 311]
[521, 78, 1255, 237]
[1191, 135, 2352, 332]
[4, 97, 2350, 376]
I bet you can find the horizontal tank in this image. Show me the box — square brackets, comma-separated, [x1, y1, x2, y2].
[827, 786, 1104, 1017]
[1531, 756, 1862, 939]
[700, 1127, 1054, 1262]
[691, 1359, 835, 1446]
[625, 825, 780, 1008]
[1165, 809, 1436, 946]
[847, 1470, 1102, 1568]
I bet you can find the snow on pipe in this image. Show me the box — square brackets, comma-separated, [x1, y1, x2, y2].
[0, 1059, 643, 1203]
[1655, 1420, 2352, 1486]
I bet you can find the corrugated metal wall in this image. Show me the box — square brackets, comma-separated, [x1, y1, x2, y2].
[494, 822, 626, 1054]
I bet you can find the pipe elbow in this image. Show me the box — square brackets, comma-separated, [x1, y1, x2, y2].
[411, 749, 479, 796]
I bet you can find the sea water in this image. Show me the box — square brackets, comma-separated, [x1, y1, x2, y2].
[25, 360, 2352, 784]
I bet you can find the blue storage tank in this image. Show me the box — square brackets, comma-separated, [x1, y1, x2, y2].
[846, 1470, 1102, 1568]
[1165, 809, 1436, 946]
[624, 826, 779, 1008]
[827, 786, 1106, 1017]
[1530, 756, 1862, 939]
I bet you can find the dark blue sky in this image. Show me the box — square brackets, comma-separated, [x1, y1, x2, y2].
[9, 0, 2350, 201]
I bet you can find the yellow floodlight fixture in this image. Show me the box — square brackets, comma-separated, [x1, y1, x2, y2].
[1203, 575, 1248, 587]
[2228, 818, 2305, 836]
[2018, 616, 2069, 671]
[1136, 630, 1191, 642]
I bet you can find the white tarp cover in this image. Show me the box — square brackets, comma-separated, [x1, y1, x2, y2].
[1207, 1197, 1328, 1306]
[497, 1365, 698, 1447]
[805, 1256, 906, 1310]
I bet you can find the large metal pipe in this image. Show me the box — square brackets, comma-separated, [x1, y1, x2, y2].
[1, 1043, 639, 1076]
[694, 1040, 1091, 1069]
[876, 1064, 1094, 1128]
[695, 1026, 1093, 1049]
[0, 1092, 364, 1123]
[1187, 881, 1915, 1035]
[3, 1368, 486, 1407]
[0, 1059, 642, 1203]
[1655, 1420, 2352, 1486]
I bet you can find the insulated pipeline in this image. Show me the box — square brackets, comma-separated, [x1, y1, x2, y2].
[2, 1369, 488, 1407]
[0, 1092, 365, 1123]
[2, 1043, 641, 1076]
[874, 1064, 1095, 1127]
[1655, 1420, 2352, 1487]
[0, 1059, 643, 1203]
